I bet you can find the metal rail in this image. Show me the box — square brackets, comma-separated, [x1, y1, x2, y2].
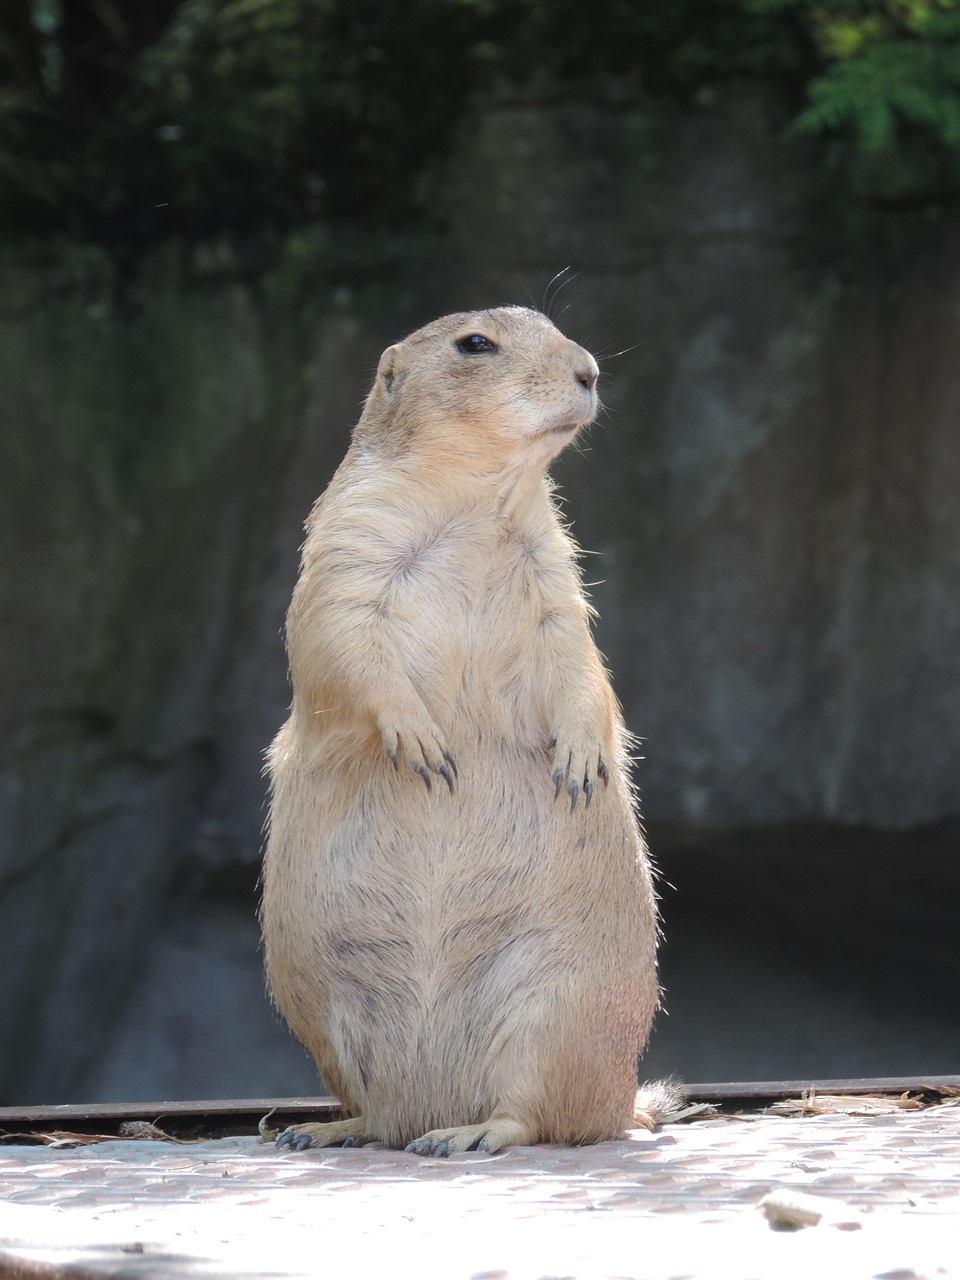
[2, 1075, 958, 1136]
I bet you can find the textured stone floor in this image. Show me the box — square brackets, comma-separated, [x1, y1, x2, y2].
[1, 1105, 958, 1279]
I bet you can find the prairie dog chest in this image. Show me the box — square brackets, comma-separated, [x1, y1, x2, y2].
[363, 491, 568, 732]
[382, 499, 571, 709]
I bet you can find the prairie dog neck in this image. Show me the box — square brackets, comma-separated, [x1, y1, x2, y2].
[346, 436, 560, 531]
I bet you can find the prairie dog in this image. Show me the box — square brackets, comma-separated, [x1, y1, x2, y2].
[261, 306, 664, 1155]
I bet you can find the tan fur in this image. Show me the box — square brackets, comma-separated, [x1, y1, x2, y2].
[260, 306, 660, 1155]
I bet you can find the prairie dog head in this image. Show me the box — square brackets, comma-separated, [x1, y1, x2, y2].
[357, 307, 599, 471]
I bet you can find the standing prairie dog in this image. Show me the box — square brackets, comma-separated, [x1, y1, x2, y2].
[261, 306, 667, 1156]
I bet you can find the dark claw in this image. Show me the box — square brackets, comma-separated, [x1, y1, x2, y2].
[405, 1139, 428, 1155]
[568, 780, 579, 812]
[417, 764, 432, 791]
[276, 1129, 295, 1150]
[584, 780, 594, 808]
[553, 769, 564, 799]
[389, 750, 399, 771]
[432, 1140, 451, 1158]
[598, 760, 610, 787]
[547, 733, 558, 751]
[342, 1136, 358, 1148]
[439, 764, 454, 793]
[294, 1135, 313, 1152]
[443, 750, 459, 779]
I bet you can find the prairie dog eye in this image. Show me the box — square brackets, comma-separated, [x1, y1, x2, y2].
[455, 333, 499, 355]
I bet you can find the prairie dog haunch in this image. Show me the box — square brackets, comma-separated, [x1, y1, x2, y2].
[261, 306, 663, 1155]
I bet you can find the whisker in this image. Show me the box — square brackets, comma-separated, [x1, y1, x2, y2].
[553, 301, 574, 326]
[543, 267, 578, 320]
[596, 390, 650, 413]
[516, 270, 539, 312]
[596, 339, 650, 362]
[580, 310, 621, 348]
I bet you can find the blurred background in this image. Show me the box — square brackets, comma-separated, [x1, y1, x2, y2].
[1, 0, 959, 1106]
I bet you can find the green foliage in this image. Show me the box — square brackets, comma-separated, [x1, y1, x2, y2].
[758, 0, 960, 201]
[1, 0, 960, 246]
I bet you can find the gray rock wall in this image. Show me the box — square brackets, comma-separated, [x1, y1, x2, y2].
[1, 90, 958, 1104]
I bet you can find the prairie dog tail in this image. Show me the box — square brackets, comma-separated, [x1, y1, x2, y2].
[633, 1077, 688, 1130]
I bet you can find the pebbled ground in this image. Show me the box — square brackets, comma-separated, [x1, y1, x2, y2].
[0, 1106, 958, 1279]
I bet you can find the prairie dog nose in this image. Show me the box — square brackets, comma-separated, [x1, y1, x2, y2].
[575, 354, 599, 392]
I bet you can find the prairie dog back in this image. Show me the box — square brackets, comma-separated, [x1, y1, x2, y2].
[261, 306, 661, 1155]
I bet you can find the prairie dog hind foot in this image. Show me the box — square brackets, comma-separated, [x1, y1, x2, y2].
[406, 1086, 687, 1156]
[275, 1116, 370, 1152]
[404, 1117, 538, 1157]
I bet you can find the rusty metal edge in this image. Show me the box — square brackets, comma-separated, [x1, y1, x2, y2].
[678, 1075, 960, 1103]
[2, 1075, 958, 1129]
[0, 1096, 342, 1128]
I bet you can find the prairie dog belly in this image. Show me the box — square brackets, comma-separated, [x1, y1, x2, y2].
[264, 731, 653, 1144]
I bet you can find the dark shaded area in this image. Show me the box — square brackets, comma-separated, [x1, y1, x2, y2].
[647, 821, 960, 1081]
[658, 821, 960, 1003]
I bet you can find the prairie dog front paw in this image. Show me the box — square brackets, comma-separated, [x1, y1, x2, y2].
[548, 719, 611, 812]
[378, 708, 457, 793]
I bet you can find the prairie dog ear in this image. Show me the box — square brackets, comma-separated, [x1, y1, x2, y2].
[377, 343, 406, 393]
